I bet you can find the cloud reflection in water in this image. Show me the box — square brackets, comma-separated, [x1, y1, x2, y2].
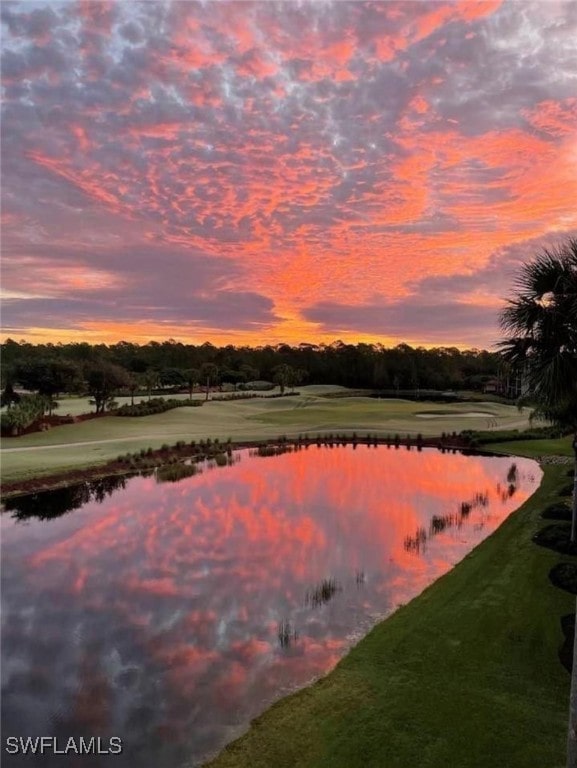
[1, 447, 540, 767]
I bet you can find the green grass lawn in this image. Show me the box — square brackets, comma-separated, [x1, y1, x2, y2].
[484, 436, 574, 458]
[206, 461, 573, 768]
[0, 390, 534, 483]
[249, 397, 518, 430]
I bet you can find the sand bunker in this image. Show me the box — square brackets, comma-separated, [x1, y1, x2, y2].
[416, 412, 494, 418]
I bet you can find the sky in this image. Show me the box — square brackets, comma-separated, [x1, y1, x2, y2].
[2, 0, 577, 350]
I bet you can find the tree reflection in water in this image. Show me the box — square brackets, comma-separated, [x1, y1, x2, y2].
[3, 475, 127, 521]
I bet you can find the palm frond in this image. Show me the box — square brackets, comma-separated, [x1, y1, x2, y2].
[514, 240, 577, 300]
[497, 237, 577, 435]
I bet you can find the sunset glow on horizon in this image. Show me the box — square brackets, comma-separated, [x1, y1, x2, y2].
[2, 0, 577, 349]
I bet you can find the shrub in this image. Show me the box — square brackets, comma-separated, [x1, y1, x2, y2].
[460, 424, 572, 444]
[533, 523, 577, 556]
[116, 398, 203, 417]
[541, 503, 572, 521]
[256, 444, 291, 458]
[156, 463, 198, 484]
[245, 380, 275, 391]
[549, 563, 577, 594]
[0, 394, 47, 434]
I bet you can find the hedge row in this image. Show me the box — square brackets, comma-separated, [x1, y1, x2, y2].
[116, 397, 203, 417]
[461, 424, 572, 445]
[211, 391, 300, 402]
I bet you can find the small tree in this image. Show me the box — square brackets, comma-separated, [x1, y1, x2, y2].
[14, 359, 80, 405]
[220, 368, 245, 391]
[1, 382, 20, 410]
[126, 374, 139, 406]
[272, 363, 294, 395]
[185, 368, 200, 400]
[240, 364, 259, 383]
[295, 367, 308, 390]
[159, 367, 186, 389]
[199, 363, 219, 401]
[85, 363, 130, 414]
[141, 369, 159, 401]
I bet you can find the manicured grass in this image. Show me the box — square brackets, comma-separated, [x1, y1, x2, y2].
[1, 392, 534, 483]
[483, 436, 574, 458]
[250, 396, 522, 430]
[206, 462, 572, 768]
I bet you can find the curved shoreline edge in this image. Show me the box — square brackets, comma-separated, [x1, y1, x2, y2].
[203, 450, 572, 768]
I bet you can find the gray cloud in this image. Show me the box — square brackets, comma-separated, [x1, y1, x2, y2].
[2, 239, 278, 332]
[303, 296, 496, 347]
[3, 290, 276, 333]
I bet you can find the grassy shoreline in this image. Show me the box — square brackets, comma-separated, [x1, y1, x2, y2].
[203, 440, 573, 768]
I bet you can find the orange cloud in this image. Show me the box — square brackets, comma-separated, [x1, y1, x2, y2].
[2, 0, 575, 347]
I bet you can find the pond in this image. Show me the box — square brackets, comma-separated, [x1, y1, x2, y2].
[1, 446, 541, 767]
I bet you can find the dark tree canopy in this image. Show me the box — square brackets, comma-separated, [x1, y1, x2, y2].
[13, 359, 81, 398]
[85, 362, 130, 413]
[0, 339, 502, 395]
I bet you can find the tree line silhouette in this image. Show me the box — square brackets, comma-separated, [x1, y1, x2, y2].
[1, 339, 500, 396]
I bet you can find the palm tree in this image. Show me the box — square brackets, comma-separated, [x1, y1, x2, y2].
[199, 363, 219, 401]
[141, 369, 159, 401]
[185, 367, 200, 400]
[126, 374, 139, 406]
[498, 238, 576, 529]
[497, 239, 577, 768]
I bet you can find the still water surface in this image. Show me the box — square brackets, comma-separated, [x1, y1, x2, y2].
[1, 446, 540, 767]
